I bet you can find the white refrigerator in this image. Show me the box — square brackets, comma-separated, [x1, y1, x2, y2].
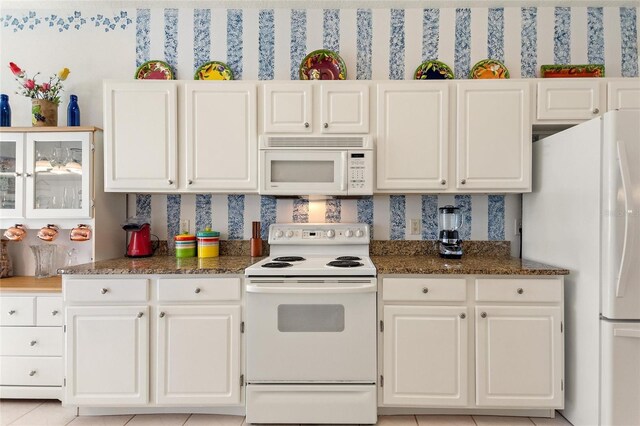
[523, 110, 640, 426]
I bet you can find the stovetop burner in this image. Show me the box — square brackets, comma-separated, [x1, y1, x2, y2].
[273, 256, 306, 262]
[336, 256, 362, 261]
[327, 260, 364, 268]
[262, 262, 293, 268]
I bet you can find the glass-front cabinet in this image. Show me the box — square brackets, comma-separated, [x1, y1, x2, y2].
[0, 130, 92, 220]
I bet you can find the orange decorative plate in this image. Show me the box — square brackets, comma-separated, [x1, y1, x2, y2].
[470, 59, 509, 79]
[540, 64, 605, 78]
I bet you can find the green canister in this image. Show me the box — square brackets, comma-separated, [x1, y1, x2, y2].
[175, 233, 196, 258]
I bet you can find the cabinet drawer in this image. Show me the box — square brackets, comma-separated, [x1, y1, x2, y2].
[0, 297, 35, 326]
[475, 278, 561, 302]
[0, 356, 62, 386]
[383, 278, 467, 302]
[65, 279, 148, 303]
[36, 296, 63, 326]
[157, 277, 241, 302]
[0, 327, 62, 356]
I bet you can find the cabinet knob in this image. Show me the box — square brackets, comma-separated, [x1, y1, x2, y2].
[8, 310, 16, 315]
[30, 340, 37, 346]
[480, 312, 487, 318]
[304, 122, 310, 128]
[137, 312, 144, 318]
[159, 312, 165, 318]
[323, 123, 329, 129]
[194, 287, 201, 294]
[14, 172, 22, 177]
[593, 108, 600, 114]
[51, 310, 59, 316]
[460, 313, 466, 319]
[517, 288, 524, 294]
[461, 179, 466, 185]
[100, 288, 109, 294]
[168, 179, 174, 185]
[440, 179, 446, 185]
[422, 287, 429, 294]
[29, 370, 36, 376]
[25, 172, 33, 177]
[188, 180, 193, 185]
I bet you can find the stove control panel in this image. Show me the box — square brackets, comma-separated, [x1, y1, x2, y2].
[268, 223, 370, 244]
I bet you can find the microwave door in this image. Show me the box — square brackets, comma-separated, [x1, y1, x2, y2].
[261, 151, 347, 195]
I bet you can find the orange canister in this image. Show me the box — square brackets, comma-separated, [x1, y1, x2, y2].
[196, 227, 220, 258]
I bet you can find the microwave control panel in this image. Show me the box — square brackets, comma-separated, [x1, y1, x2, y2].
[347, 151, 373, 195]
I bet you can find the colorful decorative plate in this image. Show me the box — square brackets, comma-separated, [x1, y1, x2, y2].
[414, 60, 454, 80]
[194, 61, 234, 80]
[540, 64, 605, 78]
[470, 59, 510, 79]
[135, 60, 174, 80]
[299, 49, 347, 80]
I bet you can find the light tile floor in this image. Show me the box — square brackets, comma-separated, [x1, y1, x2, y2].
[0, 400, 573, 426]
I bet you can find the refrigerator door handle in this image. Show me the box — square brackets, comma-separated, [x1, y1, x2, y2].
[615, 141, 637, 298]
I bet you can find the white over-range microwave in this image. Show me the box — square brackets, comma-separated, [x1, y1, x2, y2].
[259, 135, 374, 196]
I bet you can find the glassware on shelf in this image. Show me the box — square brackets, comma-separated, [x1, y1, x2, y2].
[30, 244, 57, 278]
[65, 148, 82, 174]
[35, 150, 52, 172]
[50, 147, 70, 174]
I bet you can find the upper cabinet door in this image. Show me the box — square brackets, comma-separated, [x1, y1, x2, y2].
[320, 83, 369, 133]
[184, 83, 257, 191]
[608, 80, 640, 111]
[0, 133, 25, 218]
[263, 84, 312, 133]
[104, 81, 178, 191]
[376, 83, 449, 192]
[537, 79, 604, 120]
[457, 81, 531, 192]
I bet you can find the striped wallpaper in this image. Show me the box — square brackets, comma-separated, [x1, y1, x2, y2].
[2, 6, 638, 251]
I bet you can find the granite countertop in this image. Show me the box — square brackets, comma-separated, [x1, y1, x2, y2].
[59, 255, 262, 275]
[371, 256, 569, 275]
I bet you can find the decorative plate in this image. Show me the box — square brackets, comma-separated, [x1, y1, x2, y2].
[540, 64, 605, 78]
[299, 49, 347, 80]
[194, 61, 234, 80]
[470, 59, 510, 79]
[135, 60, 174, 80]
[414, 60, 454, 80]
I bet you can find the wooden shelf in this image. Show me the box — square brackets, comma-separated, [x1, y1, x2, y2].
[0, 126, 101, 133]
[0, 275, 62, 292]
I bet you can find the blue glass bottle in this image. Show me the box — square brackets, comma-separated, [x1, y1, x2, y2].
[0, 94, 11, 127]
[67, 94, 80, 126]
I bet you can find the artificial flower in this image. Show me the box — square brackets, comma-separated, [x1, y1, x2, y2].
[24, 79, 35, 90]
[40, 83, 51, 91]
[9, 62, 23, 77]
[8, 62, 70, 105]
[58, 68, 70, 81]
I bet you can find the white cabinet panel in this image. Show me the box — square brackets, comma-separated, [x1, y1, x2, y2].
[104, 81, 178, 191]
[537, 80, 603, 120]
[320, 83, 369, 133]
[263, 84, 312, 133]
[376, 83, 449, 191]
[608, 80, 640, 111]
[475, 306, 562, 408]
[65, 306, 149, 405]
[457, 81, 531, 191]
[156, 305, 241, 405]
[383, 305, 468, 407]
[184, 83, 257, 191]
[0, 133, 25, 218]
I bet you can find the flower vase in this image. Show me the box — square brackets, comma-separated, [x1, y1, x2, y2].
[31, 99, 58, 127]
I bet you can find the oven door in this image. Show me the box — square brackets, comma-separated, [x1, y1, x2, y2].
[260, 150, 347, 195]
[246, 278, 377, 383]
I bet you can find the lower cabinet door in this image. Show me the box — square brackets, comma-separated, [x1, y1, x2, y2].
[65, 306, 149, 405]
[156, 305, 241, 405]
[383, 305, 468, 406]
[475, 306, 563, 408]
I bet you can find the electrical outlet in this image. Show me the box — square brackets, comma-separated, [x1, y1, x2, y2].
[514, 218, 522, 236]
[410, 219, 421, 235]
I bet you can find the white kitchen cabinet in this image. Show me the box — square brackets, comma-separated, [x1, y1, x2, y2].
[104, 81, 178, 191]
[536, 79, 604, 121]
[184, 83, 257, 191]
[263, 82, 369, 134]
[457, 81, 531, 191]
[376, 83, 449, 191]
[607, 80, 640, 111]
[0, 132, 24, 218]
[383, 305, 468, 406]
[475, 306, 563, 408]
[156, 305, 241, 405]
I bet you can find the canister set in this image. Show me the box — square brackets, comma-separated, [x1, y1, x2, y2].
[175, 227, 219, 258]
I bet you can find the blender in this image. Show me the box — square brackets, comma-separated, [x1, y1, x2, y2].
[438, 205, 463, 259]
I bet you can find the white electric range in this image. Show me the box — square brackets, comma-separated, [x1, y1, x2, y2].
[244, 223, 377, 424]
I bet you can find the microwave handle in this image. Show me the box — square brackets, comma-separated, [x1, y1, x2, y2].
[341, 151, 348, 191]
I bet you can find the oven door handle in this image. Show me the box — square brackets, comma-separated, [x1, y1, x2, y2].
[246, 283, 377, 294]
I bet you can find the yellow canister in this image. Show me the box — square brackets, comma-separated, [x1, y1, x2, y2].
[196, 227, 220, 258]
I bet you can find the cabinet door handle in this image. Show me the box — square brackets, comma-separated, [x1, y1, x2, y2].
[304, 122, 310, 128]
[460, 313, 466, 319]
[8, 310, 16, 315]
[517, 288, 524, 294]
[461, 179, 466, 185]
[51, 310, 59, 316]
[323, 123, 329, 129]
[30, 340, 37, 346]
[593, 108, 600, 114]
[188, 180, 193, 185]
[159, 312, 165, 318]
[25, 172, 33, 177]
[168, 179, 174, 185]
[440, 179, 446, 185]
[100, 288, 108, 294]
[29, 370, 36, 376]
[14, 172, 22, 177]
[480, 312, 487, 318]
[422, 287, 429, 294]
[137, 312, 144, 318]
[194, 287, 201, 294]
